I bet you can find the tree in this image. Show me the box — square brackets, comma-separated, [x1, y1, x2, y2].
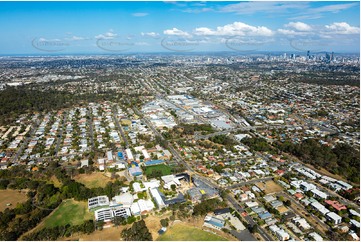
[249, 224, 258, 233]
[96, 220, 105, 230]
[121, 220, 152, 241]
[170, 184, 176, 191]
[284, 200, 291, 207]
[160, 218, 169, 227]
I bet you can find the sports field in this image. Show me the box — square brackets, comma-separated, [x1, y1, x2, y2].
[42, 199, 93, 228]
[74, 172, 112, 188]
[157, 223, 228, 241]
[144, 164, 172, 177]
[0, 189, 28, 211]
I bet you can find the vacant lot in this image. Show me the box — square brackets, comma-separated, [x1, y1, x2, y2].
[157, 223, 228, 241]
[0, 189, 28, 211]
[42, 199, 93, 228]
[144, 164, 172, 177]
[256, 180, 283, 194]
[74, 172, 112, 188]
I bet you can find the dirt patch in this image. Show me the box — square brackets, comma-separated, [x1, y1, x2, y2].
[74, 172, 113, 188]
[256, 180, 283, 194]
[143, 211, 173, 240]
[63, 226, 124, 241]
[0, 189, 28, 211]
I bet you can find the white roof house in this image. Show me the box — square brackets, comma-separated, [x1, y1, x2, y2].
[309, 232, 323, 241]
[326, 212, 342, 225]
[336, 180, 352, 190]
[311, 189, 328, 200]
[350, 219, 360, 228]
[349, 209, 360, 217]
[311, 202, 330, 215]
[80, 159, 89, 167]
[269, 225, 280, 233]
[300, 181, 316, 191]
[99, 165, 105, 171]
[276, 229, 290, 241]
[290, 180, 303, 188]
[293, 216, 311, 230]
[245, 201, 259, 208]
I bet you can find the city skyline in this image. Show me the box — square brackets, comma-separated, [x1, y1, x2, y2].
[0, 1, 360, 54]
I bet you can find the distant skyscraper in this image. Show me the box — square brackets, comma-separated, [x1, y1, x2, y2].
[307, 51, 310, 59]
[326, 53, 331, 61]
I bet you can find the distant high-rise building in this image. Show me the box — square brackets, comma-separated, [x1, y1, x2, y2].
[326, 53, 331, 61]
[307, 51, 310, 59]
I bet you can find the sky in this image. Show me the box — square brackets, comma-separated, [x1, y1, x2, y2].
[0, 1, 359, 54]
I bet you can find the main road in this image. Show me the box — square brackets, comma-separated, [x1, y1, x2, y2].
[112, 105, 130, 148]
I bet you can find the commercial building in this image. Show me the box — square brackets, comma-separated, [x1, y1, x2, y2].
[88, 196, 110, 210]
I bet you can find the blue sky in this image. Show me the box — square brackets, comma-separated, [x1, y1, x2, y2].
[0, 1, 359, 54]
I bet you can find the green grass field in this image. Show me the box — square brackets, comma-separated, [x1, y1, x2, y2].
[157, 223, 228, 241]
[144, 164, 172, 177]
[42, 199, 93, 228]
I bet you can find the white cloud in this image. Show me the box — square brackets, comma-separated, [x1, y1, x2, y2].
[309, 3, 359, 14]
[38, 38, 61, 41]
[65, 36, 86, 41]
[277, 28, 314, 37]
[325, 22, 360, 34]
[193, 22, 273, 36]
[141, 32, 159, 37]
[285, 22, 312, 31]
[163, 28, 190, 37]
[95, 32, 117, 39]
[219, 2, 308, 15]
[182, 7, 213, 13]
[288, 14, 323, 20]
[135, 42, 150, 46]
[132, 12, 149, 17]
